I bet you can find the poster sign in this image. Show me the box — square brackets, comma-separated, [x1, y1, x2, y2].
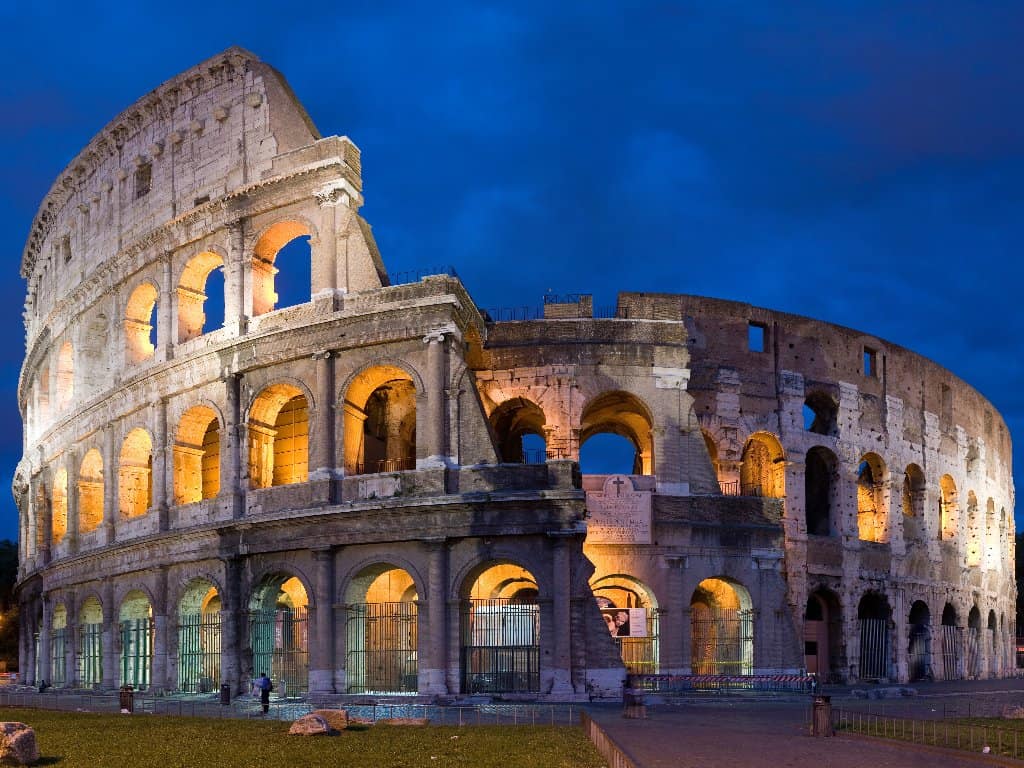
[586, 475, 652, 544]
[599, 607, 647, 638]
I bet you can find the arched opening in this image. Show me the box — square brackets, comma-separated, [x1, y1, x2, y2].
[580, 391, 653, 475]
[248, 384, 309, 488]
[805, 446, 837, 537]
[967, 606, 982, 678]
[908, 600, 932, 682]
[77, 448, 104, 534]
[50, 603, 67, 688]
[739, 432, 785, 498]
[580, 433, 641, 475]
[52, 468, 68, 544]
[178, 579, 221, 693]
[803, 391, 838, 435]
[984, 498, 997, 569]
[489, 398, 546, 463]
[940, 603, 962, 680]
[344, 565, 419, 694]
[804, 589, 842, 681]
[965, 491, 980, 566]
[36, 366, 50, 427]
[177, 251, 225, 342]
[119, 590, 153, 689]
[249, 574, 309, 695]
[857, 593, 891, 681]
[79, 596, 103, 688]
[690, 577, 753, 675]
[460, 562, 540, 694]
[56, 342, 74, 409]
[252, 221, 312, 316]
[939, 475, 958, 541]
[988, 610, 999, 676]
[856, 453, 888, 543]
[119, 428, 152, 519]
[125, 282, 158, 363]
[591, 575, 659, 674]
[173, 406, 221, 504]
[702, 431, 724, 491]
[343, 366, 416, 475]
[902, 464, 926, 541]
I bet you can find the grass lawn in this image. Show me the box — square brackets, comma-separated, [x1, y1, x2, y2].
[840, 713, 1024, 761]
[0, 707, 605, 768]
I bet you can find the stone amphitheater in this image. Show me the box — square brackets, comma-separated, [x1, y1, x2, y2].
[12, 48, 1016, 701]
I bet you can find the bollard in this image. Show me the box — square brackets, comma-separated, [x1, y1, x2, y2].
[810, 695, 833, 737]
[119, 685, 135, 714]
[220, 683, 231, 706]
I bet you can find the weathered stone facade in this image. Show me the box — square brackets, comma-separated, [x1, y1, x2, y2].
[13, 49, 1015, 700]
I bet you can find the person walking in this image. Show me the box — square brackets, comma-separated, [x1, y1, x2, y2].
[251, 672, 273, 714]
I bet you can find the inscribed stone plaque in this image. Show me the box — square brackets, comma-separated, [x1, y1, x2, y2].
[586, 475, 652, 544]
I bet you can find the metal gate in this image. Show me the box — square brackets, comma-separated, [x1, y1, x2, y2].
[618, 612, 660, 674]
[178, 613, 221, 693]
[50, 628, 66, 687]
[966, 627, 981, 678]
[79, 623, 102, 687]
[249, 607, 308, 695]
[461, 599, 539, 694]
[691, 608, 753, 675]
[346, 602, 418, 693]
[989, 628, 998, 676]
[120, 618, 153, 689]
[907, 626, 931, 681]
[941, 624, 962, 680]
[858, 618, 889, 680]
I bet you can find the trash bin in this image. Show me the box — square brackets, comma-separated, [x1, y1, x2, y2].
[220, 683, 231, 706]
[810, 695, 833, 737]
[119, 685, 134, 713]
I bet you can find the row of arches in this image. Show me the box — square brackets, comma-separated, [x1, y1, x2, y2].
[29, 219, 315, 431]
[805, 589, 1012, 682]
[703, 430, 1010, 566]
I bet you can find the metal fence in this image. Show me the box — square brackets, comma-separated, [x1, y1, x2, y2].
[691, 608, 753, 675]
[346, 602, 418, 694]
[50, 629, 66, 687]
[178, 613, 221, 693]
[79, 623, 102, 688]
[249, 607, 308, 695]
[907, 627, 931, 681]
[941, 624, 962, 680]
[858, 618, 889, 680]
[460, 598, 540, 694]
[120, 618, 153, 690]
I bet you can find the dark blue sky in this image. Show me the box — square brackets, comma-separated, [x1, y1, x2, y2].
[0, 2, 1020, 540]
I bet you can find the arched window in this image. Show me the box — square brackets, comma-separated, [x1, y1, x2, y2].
[119, 428, 153, 519]
[252, 221, 312, 316]
[52, 468, 68, 543]
[580, 391, 653, 475]
[902, 464, 926, 541]
[174, 406, 221, 504]
[344, 366, 416, 475]
[248, 384, 309, 488]
[803, 391, 838, 435]
[125, 283, 158, 363]
[56, 342, 74, 409]
[805, 447, 837, 536]
[489, 398, 546, 463]
[78, 449, 104, 534]
[177, 251, 225, 342]
[856, 453, 887, 543]
[965, 491, 980, 567]
[739, 432, 785, 498]
[939, 475, 958, 541]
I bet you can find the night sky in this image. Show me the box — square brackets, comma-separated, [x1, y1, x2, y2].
[0, 3, 1020, 541]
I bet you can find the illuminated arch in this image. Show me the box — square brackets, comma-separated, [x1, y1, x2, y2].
[739, 432, 785, 498]
[965, 491, 980, 566]
[174, 405, 221, 504]
[489, 397, 546, 463]
[580, 391, 654, 475]
[939, 475, 958, 541]
[690, 577, 753, 675]
[248, 383, 309, 488]
[177, 251, 224, 342]
[252, 220, 313, 316]
[125, 282, 158, 363]
[56, 342, 74, 409]
[249, 572, 309, 694]
[343, 365, 417, 474]
[856, 452, 888, 543]
[77, 448, 104, 534]
[79, 595, 104, 688]
[52, 467, 68, 543]
[591, 574, 659, 674]
[177, 577, 221, 693]
[119, 589, 153, 689]
[119, 428, 152, 519]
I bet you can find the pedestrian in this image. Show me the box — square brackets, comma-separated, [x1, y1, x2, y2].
[251, 672, 273, 714]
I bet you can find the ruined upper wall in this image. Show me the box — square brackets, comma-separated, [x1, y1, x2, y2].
[21, 47, 318, 319]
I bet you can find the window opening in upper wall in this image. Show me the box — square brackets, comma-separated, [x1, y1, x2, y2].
[748, 322, 766, 353]
[863, 347, 877, 378]
[135, 163, 152, 199]
[61, 235, 72, 263]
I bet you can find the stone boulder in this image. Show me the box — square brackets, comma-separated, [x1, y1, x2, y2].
[0, 722, 39, 765]
[312, 709, 349, 731]
[288, 714, 332, 736]
[1002, 705, 1024, 719]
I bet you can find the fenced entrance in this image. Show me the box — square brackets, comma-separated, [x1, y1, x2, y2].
[966, 626, 981, 678]
[178, 613, 221, 693]
[857, 618, 889, 680]
[908, 627, 930, 681]
[941, 624, 962, 680]
[50, 628, 66, 687]
[346, 602, 418, 694]
[120, 618, 153, 689]
[617, 612, 660, 674]
[461, 598, 539, 694]
[249, 607, 308, 695]
[79, 623, 102, 687]
[691, 608, 753, 675]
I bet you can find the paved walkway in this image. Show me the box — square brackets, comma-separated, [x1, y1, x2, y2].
[588, 679, 1024, 768]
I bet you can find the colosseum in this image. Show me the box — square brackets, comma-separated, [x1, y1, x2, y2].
[12, 47, 1016, 702]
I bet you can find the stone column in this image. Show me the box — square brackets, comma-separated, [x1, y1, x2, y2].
[38, 594, 51, 686]
[312, 188, 340, 299]
[152, 398, 169, 530]
[102, 581, 116, 690]
[549, 534, 575, 695]
[309, 548, 335, 693]
[309, 352, 335, 486]
[36, 473, 51, 566]
[65, 600, 79, 688]
[223, 220, 248, 337]
[421, 329, 451, 468]
[422, 538, 448, 694]
[662, 555, 687, 674]
[157, 253, 173, 362]
[220, 556, 242, 694]
[66, 446, 79, 555]
[103, 424, 117, 545]
[151, 568, 168, 692]
[223, 374, 244, 519]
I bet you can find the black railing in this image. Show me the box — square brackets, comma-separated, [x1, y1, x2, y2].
[353, 457, 417, 475]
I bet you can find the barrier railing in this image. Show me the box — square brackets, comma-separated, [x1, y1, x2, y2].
[629, 673, 815, 695]
[581, 711, 638, 768]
